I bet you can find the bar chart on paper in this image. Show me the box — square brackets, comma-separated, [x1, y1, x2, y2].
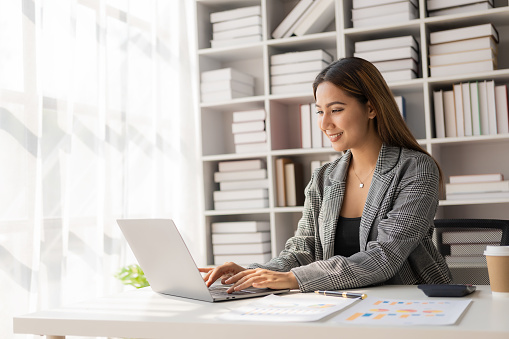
[337, 298, 472, 325]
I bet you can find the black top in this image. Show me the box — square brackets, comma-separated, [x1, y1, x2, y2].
[334, 215, 361, 257]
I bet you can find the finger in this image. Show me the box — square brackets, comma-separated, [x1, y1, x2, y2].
[233, 275, 265, 291]
[198, 267, 214, 273]
[224, 269, 255, 284]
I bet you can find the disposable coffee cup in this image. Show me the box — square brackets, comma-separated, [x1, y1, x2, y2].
[484, 245, 509, 297]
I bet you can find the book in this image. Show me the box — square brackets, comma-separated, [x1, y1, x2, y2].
[429, 59, 496, 78]
[449, 243, 498, 256]
[271, 83, 312, 95]
[443, 90, 457, 137]
[354, 35, 418, 53]
[300, 104, 312, 149]
[441, 229, 502, 244]
[232, 109, 266, 123]
[201, 68, 254, 86]
[433, 90, 446, 138]
[446, 180, 509, 195]
[212, 231, 271, 244]
[310, 160, 322, 173]
[214, 198, 269, 210]
[426, 0, 491, 11]
[271, 71, 318, 86]
[201, 89, 250, 103]
[310, 103, 323, 148]
[214, 169, 267, 183]
[354, 46, 418, 63]
[213, 25, 263, 41]
[210, 35, 262, 49]
[461, 83, 472, 137]
[213, 188, 269, 202]
[353, 0, 417, 8]
[429, 23, 499, 45]
[271, 0, 314, 39]
[212, 15, 262, 33]
[372, 58, 418, 73]
[213, 242, 272, 255]
[453, 83, 465, 137]
[292, 0, 335, 36]
[395, 96, 406, 119]
[445, 191, 509, 200]
[428, 36, 497, 56]
[429, 48, 496, 67]
[351, 1, 417, 20]
[449, 173, 503, 184]
[284, 162, 304, 207]
[381, 69, 417, 82]
[233, 131, 267, 144]
[486, 80, 498, 135]
[445, 255, 487, 265]
[271, 60, 329, 76]
[271, 49, 333, 65]
[231, 120, 265, 134]
[218, 159, 265, 172]
[352, 7, 418, 28]
[235, 142, 268, 154]
[470, 81, 481, 136]
[479, 81, 490, 135]
[214, 253, 272, 265]
[211, 221, 270, 233]
[495, 85, 509, 134]
[276, 158, 292, 207]
[200, 80, 254, 95]
[219, 178, 270, 191]
[428, 2, 493, 17]
[210, 5, 262, 23]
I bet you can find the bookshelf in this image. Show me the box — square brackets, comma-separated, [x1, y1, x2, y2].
[194, 0, 509, 265]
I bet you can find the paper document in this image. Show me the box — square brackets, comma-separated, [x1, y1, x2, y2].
[335, 298, 472, 325]
[219, 294, 358, 322]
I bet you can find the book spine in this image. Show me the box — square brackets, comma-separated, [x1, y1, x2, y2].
[495, 85, 509, 134]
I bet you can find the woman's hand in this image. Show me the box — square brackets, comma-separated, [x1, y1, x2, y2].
[198, 262, 246, 288]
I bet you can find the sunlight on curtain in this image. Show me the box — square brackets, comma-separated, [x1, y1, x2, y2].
[0, 0, 201, 338]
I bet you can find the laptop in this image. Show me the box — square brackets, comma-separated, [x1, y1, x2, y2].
[117, 219, 290, 302]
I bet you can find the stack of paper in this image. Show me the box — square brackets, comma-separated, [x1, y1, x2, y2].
[210, 6, 262, 48]
[427, 0, 493, 17]
[351, 0, 419, 28]
[200, 68, 255, 103]
[231, 109, 267, 154]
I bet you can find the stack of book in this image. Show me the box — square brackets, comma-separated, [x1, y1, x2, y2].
[271, 49, 332, 95]
[275, 158, 304, 207]
[209, 5, 262, 49]
[213, 159, 269, 210]
[445, 173, 509, 201]
[427, 0, 494, 17]
[432, 81, 508, 138]
[442, 228, 501, 268]
[353, 35, 419, 82]
[232, 109, 267, 154]
[271, 0, 335, 39]
[211, 221, 272, 265]
[351, 0, 418, 28]
[201, 68, 255, 103]
[429, 23, 499, 78]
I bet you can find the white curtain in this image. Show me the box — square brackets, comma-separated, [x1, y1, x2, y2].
[0, 0, 202, 338]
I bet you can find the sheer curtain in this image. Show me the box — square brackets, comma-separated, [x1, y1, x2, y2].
[0, 0, 202, 338]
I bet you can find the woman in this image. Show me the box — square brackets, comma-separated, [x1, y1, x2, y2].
[200, 57, 452, 293]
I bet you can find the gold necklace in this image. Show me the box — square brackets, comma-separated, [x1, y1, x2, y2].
[352, 163, 376, 188]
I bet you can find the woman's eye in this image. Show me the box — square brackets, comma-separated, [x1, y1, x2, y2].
[315, 110, 323, 115]
[332, 109, 343, 113]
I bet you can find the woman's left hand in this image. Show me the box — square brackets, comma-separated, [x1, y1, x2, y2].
[224, 268, 299, 293]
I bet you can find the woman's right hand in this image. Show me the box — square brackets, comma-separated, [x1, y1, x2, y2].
[198, 262, 246, 287]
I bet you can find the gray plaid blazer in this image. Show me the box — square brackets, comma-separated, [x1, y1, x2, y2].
[249, 144, 452, 292]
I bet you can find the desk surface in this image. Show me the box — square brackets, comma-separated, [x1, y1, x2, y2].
[14, 285, 509, 339]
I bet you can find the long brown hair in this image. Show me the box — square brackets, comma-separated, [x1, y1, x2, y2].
[312, 57, 444, 190]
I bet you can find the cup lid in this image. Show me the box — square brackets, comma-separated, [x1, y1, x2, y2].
[484, 245, 509, 256]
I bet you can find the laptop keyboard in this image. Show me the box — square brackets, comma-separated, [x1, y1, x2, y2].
[209, 284, 261, 296]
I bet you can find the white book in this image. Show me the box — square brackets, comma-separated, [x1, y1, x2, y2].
[219, 178, 270, 191]
[446, 191, 509, 200]
[201, 68, 254, 86]
[212, 15, 262, 33]
[218, 159, 264, 172]
[352, 7, 418, 28]
[214, 169, 267, 183]
[213, 242, 272, 255]
[450, 243, 498, 256]
[201, 89, 250, 103]
[276, 158, 292, 207]
[272, 0, 314, 39]
[210, 35, 262, 49]
[214, 253, 272, 265]
[271, 71, 318, 86]
[214, 198, 269, 210]
[442, 229, 502, 244]
[200, 80, 254, 95]
[211, 221, 270, 234]
[453, 84, 465, 137]
[429, 23, 499, 45]
[372, 58, 418, 73]
[271, 83, 312, 95]
[495, 85, 509, 134]
[271, 60, 329, 76]
[213, 188, 269, 202]
[486, 80, 498, 135]
[429, 48, 496, 67]
[284, 162, 303, 207]
[212, 231, 271, 244]
[310, 103, 323, 148]
[233, 131, 267, 144]
[352, 1, 417, 20]
[429, 36, 497, 56]
[443, 90, 457, 137]
[355, 35, 418, 53]
[233, 109, 266, 123]
[300, 104, 312, 149]
[446, 180, 509, 194]
[354, 46, 418, 63]
[461, 83, 472, 137]
[449, 173, 503, 184]
[293, 0, 336, 36]
[213, 25, 262, 41]
[429, 59, 495, 78]
[271, 49, 333, 65]
[381, 69, 417, 82]
[427, 0, 491, 11]
[232, 120, 265, 134]
[210, 5, 262, 23]
[470, 81, 481, 136]
[235, 142, 268, 154]
[479, 81, 490, 135]
[353, 0, 417, 9]
[433, 90, 446, 138]
[428, 2, 493, 17]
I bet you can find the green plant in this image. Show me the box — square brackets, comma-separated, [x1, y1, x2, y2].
[114, 264, 150, 289]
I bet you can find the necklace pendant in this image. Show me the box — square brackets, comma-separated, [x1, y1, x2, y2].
[359, 183, 364, 188]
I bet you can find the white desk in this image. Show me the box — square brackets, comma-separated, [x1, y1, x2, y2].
[13, 285, 509, 339]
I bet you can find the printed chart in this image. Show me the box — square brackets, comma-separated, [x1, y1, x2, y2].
[337, 298, 472, 325]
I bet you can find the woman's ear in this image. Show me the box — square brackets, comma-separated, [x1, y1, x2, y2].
[366, 100, 376, 120]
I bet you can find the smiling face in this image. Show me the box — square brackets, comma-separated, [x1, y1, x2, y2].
[315, 81, 378, 153]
